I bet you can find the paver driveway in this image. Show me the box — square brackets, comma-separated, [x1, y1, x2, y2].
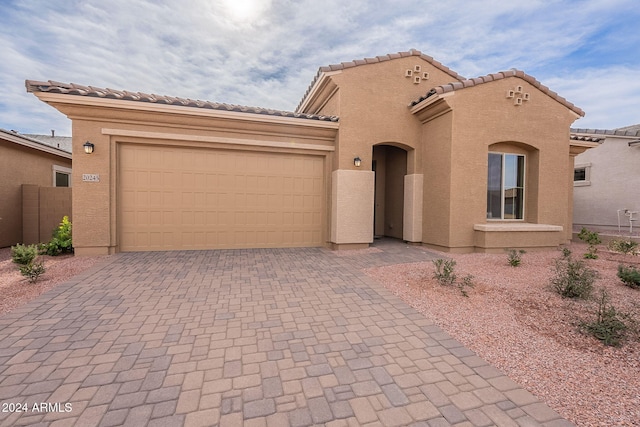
[0, 240, 573, 426]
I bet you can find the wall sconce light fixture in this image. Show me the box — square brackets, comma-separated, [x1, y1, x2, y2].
[83, 141, 95, 154]
[353, 157, 361, 167]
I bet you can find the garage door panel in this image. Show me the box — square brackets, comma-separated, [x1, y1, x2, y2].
[119, 144, 324, 251]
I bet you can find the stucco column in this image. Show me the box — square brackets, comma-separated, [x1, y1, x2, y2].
[403, 174, 423, 242]
[331, 169, 374, 245]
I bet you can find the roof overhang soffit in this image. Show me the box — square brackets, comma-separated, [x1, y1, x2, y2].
[569, 140, 599, 156]
[296, 71, 341, 114]
[409, 92, 454, 123]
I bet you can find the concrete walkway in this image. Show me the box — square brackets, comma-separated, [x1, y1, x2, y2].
[0, 240, 573, 426]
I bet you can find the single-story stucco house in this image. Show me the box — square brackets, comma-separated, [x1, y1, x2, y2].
[571, 125, 640, 236]
[0, 129, 72, 248]
[26, 49, 595, 256]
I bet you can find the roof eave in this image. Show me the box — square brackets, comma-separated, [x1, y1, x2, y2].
[26, 80, 339, 125]
[31, 91, 340, 130]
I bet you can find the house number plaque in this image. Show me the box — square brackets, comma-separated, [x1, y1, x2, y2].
[82, 174, 100, 182]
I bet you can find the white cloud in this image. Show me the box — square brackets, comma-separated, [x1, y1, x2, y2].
[548, 66, 640, 129]
[1, 0, 639, 134]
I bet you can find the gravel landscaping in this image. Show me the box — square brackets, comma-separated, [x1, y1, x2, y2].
[367, 242, 639, 426]
[0, 247, 106, 315]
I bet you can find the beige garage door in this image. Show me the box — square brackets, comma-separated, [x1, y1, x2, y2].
[119, 144, 325, 251]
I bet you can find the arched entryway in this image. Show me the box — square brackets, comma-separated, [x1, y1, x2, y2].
[372, 145, 407, 239]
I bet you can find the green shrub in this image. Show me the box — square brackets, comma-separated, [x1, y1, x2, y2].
[506, 249, 526, 267]
[608, 238, 639, 255]
[617, 264, 640, 289]
[578, 227, 601, 259]
[10, 244, 38, 266]
[433, 259, 456, 286]
[41, 216, 73, 256]
[581, 289, 633, 347]
[551, 253, 597, 299]
[19, 259, 46, 284]
[458, 274, 475, 298]
[432, 259, 474, 297]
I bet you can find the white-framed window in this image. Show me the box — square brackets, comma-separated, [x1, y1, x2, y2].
[573, 163, 591, 187]
[53, 165, 72, 187]
[487, 152, 525, 220]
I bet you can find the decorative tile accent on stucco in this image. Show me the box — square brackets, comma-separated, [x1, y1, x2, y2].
[405, 65, 430, 84]
[505, 84, 530, 106]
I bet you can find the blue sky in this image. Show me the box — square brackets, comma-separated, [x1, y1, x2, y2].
[1, 0, 639, 136]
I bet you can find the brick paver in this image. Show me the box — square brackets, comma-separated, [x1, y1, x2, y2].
[0, 239, 574, 426]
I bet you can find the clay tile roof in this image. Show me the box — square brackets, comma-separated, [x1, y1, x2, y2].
[410, 69, 585, 117]
[25, 80, 339, 122]
[570, 134, 603, 143]
[297, 49, 465, 111]
[570, 126, 640, 138]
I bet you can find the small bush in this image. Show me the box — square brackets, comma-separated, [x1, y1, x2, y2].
[617, 264, 640, 289]
[578, 227, 601, 259]
[551, 253, 597, 299]
[433, 259, 456, 286]
[10, 244, 38, 266]
[561, 247, 572, 258]
[608, 238, 639, 255]
[581, 289, 633, 347]
[432, 259, 474, 297]
[506, 249, 526, 267]
[458, 274, 475, 297]
[19, 258, 46, 284]
[41, 216, 73, 256]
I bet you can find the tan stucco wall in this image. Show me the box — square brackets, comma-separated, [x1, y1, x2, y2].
[43, 97, 337, 255]
[403, 174, 423, 242]
[331, 169, 375, 244]
[420, 112, 454, 248]
[33, 55, 583, 253]
[317, 56, 461, 173]
[0, 139, 72, 247]
[306, 56, 461, 244]
[414, 76, 579, 251]
[574, 137, 640, 231]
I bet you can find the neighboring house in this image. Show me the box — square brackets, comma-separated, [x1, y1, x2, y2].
[23, 130, 73, 153]
[0, 129, 72, 248]
[571, 125, 640, 236]
[26, 49, 594, 255]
